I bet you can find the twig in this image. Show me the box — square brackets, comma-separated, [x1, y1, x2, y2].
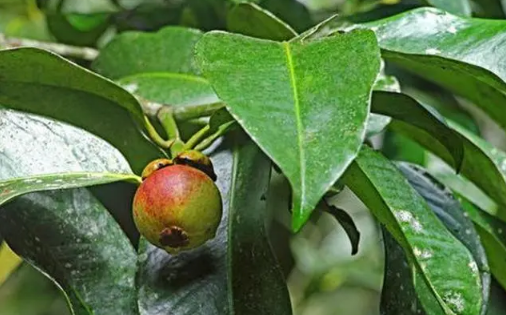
[0, 33, 99, 61]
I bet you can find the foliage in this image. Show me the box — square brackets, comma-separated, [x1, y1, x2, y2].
[2, 0, 506, 315]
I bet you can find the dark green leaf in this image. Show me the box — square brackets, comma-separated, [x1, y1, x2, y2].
[1, 189, 138, 315]
[397, 163, 490, 315]
[472, 0, 505, 18]
[227, 3, 296, 41]
[343, 146, 483, 315]
[398, 115, 506, 222]
[459, 197, 506, 293]
[372, 91, 464, 170]
[93, 26, 219, 107]
[423, 0, 471, 15]
[0, 108, 140, 314]
[0, 48, 162, 174]
[360, 8, 506, 131]
[197, 30, 381, 231]
[46, 13, 110, 46]
[325, 205, 361, 255]
[228, 135, 291, 314]
[259, 0, 312, 33]
[137, 134, 291, 315]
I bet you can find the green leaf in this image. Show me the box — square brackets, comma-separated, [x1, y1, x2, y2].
[0, 108, 140, 314]
[371, 92, 464, 170]
[325, 205, 361, 255]
[259, 0, 312, 33]
[136, 134, 291, 315]
[93, 26, 219, 107]
[360, 8, 506, 130]
[423, 0, 471, 16]
[459, 197, 506, 293]
[197, 30, 381, 231]
[227, 3, 297, 41]
[0, 48, 162, 174]
[0, 109, 138, 314]
[0, 189, 138, 315]
[400, 116, 506, 222]
[365, 65, 400, 137]
[343, 146, 483, 315]
[0, 172, 140, 206]
[46, 13, 110, 46]
[397, 163, 490, 314]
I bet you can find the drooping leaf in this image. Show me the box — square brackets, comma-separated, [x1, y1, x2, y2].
[0, 108, 140, 314]
[396, 163, 490, 315]
[381, 94, 506, 221]
[423, 0, 471, 16]
[197, 30, 381, 231]
[366, 64, 400, 137]
[458, 196, 506, 293]
[227, 2, 296, 41]
[325, 205, 361, 255]
[136, 134, 291, 315]
[0, 48, 162, 173]
[360, 8, 506, 130]
[371, 91, 464, 170]
[93, 26, 219, 107]
[343, 146, 483, 315]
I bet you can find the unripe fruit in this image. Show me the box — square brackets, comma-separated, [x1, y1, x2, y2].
[133, 163, 222, 254]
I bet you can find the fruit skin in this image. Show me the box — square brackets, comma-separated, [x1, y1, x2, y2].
[133, 164, 222, 254]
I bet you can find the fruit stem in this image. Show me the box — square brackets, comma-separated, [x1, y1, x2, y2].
[157, 107, 180, 140]
[143, 116, 174, 149]
[173, 102, 225, 121]
[194, 122, 238, 151]
[182, 125, 211, 151]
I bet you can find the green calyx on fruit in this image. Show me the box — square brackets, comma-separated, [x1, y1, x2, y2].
[133, 155, 222, 254]
[173, 150, 217, 181]
[141, 158, 173, 179]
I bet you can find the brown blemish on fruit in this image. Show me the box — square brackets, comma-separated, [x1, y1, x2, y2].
[159, 226, 189, 248]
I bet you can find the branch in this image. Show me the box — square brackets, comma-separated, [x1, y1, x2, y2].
[0, 33, 99, 61]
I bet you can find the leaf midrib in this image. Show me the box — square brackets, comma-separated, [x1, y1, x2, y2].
[282, 42, 305, 205]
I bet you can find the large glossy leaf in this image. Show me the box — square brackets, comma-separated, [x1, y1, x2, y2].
[424, 0, 471, 16]
[197, 30, 381, 231]
[0, 109, 140, 314]
[93, 26, 219, 107]
[227, 3, 296, 41]
[136, 134, 291, 315]
[343, 146, 483, 315]
[371, 91, 463, 170]
[0, 48, 162, 173]
[359, 8, 506, 130]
